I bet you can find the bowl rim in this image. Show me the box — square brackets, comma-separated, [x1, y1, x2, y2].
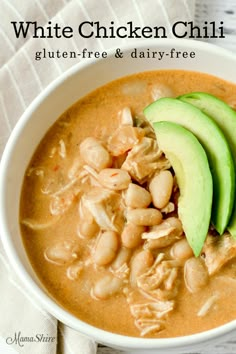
[1, 38, 236, 350]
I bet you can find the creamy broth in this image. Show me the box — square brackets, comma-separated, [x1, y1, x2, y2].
[20, 70, 236, 338]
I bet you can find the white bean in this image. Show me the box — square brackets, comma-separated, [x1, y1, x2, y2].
[77, 221, 99, 239]
[119, 107, 133, 126]
[111, 247, 132, 271]
[121, 223, 145, 248]
[130, 250, 154, 287]
[67, 261, 83, 280]
[94, 231, 119, 266]
[126, 208, 162, 226]
[151, 84, 174, 101]
[92, 274, 123, 299]
[149, 170, 174, 209]
[124, 183, 152, 208]
[184, 257, 209, 293]
[44, 241, 79, 265]
[80, 137, 112, 171]
[122, 80, 147, 96]
[170, 238, 194, 260]
[98, 168, 131, 190]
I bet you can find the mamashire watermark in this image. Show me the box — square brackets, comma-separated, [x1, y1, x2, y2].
[6, 331, 56, 347]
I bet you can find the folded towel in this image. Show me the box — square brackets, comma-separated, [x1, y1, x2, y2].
[0, 1, 195, 353]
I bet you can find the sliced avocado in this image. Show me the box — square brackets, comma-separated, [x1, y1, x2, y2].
[144, 98, 235, 235]
[153, 121, 213, 256]
[179, 92, 236, 238]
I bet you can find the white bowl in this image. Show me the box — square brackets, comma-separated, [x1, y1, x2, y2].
[1, 39, 236, 353]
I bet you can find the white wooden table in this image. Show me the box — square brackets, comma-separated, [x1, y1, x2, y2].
[98, 0, 236, 353]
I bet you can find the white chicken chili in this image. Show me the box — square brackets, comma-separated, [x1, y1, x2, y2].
[20, 70, 236, 338]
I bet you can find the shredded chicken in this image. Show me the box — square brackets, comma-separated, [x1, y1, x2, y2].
[50, 190, 79, 216]
[202, 233, 236, 275]
[126, 288, 174, 336]
[142, 227, 176, 240]
[59, 139, 66, 159]
[21, 217, 60, 230]
[122, 137, 169, 184]
[130, 300, 174, 319]
[137, 321, 164, 337]
[107, 125, 144, 156]
[81, 187, 124, 232]
[52, 176, 81, 197]
[143, 217, 183, 249]
[140, 287, 178, 302]
[68, 158, 83, 179]
[49, 146, 57, 158]
[111, 262, 130, 280]
[197, 294, 219, 317]
[26, 167, 44, 177]
[48, 172, 86, 215]
[133, 113, 156, 139]
[137, 256, 180, 296]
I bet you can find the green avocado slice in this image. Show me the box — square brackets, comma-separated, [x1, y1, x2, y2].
[153, 121, 213, 257]
[144, 97, 235, 235]
[179, 92, 236, 238]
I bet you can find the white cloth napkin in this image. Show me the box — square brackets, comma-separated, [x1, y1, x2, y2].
[0, 1, 195, 353]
